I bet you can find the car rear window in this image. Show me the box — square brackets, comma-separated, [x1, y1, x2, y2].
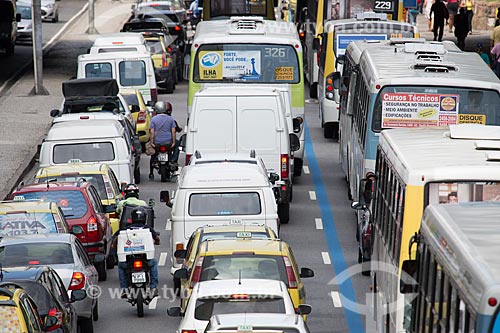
[195, 296, 285, 321]
[0, 243, 74, 267]
[189, 193, 261, 216]
[36, 175, 107, 200]
[53, 142, 115, 163]
[16, 282, 52, 315]
[97, 47, 139, 53]
[200, 255, 287, 284]
[200, 232, 270, 242]
[0, 212, 59, 237]
[122, 94, 139, 106]
[0, 306, 22, 331]
[19, 191, 88, 219]
[145, 40, 164, 54]
[119, 60, 146, 86]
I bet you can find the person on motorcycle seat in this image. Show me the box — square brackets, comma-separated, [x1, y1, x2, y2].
[116, 184, 148, 217]
[166, 102, 183, 164]
[118, 206, 160, 299]
[149, 101, 176, 180]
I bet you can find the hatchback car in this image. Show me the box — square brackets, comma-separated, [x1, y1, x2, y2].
[0, 266, 87, 333]
[10, 181, 113, 281]
[0, 286, 45, 332]
[0, 198, 70, 237]
[41, 0, 59, 22]
[143, 32, 179, 92]
[0, 234, 101, 331]
[33, 161, 124, 234]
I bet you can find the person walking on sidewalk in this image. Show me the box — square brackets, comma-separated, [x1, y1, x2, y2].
[424, 0, 434, 31]
[454, 7, 469, 50]
[430, 0, 449, 41]
[446, 0, 459, 33]
[464, 0, 474, 34]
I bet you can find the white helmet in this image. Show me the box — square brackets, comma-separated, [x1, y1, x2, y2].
[154, 101, 167, 114]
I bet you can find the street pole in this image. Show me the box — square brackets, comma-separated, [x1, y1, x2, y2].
[30, 0, 49, 95]
[87, 0, 99, 34]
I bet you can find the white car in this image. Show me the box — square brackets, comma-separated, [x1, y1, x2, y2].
[42, 0, 59, 22]
[167, 279, 311, 333]
[204, 313, 311, 333]
[16, 2, 32, 42]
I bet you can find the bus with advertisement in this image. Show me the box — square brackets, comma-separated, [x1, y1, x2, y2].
[400, 202, 500, 333]
[339, 39, 500, 209]
[369, 125, 500, 333]
[187, 16, 306, 176]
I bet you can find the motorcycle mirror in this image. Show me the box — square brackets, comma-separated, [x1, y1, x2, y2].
[50, 109, 59, 117]
[159, 190, 170, 203]
[299, 267, 315, 278]
[148, 198, 156, 207]
[44, 316, 58, 330]
[351, 202, 366, 210]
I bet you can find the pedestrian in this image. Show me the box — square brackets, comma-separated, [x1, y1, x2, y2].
[491, 20, 500, 47]
[430, 0, 449, 41]
[407, 7, 419, 25]
[446, 0, 459, 33]
[453, 6, 468, 50]
[495, 7, 500, 27]
[476, 43, 491, 66]
[491, 42, 500, 78]
[464, 0, 473, 34]
[424, 0, 434, 31]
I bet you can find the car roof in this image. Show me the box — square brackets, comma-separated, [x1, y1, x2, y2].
[210, 313, 303, 327]
[194, 279, 286, 298]
[0, 233, 74, 245]
[199, 239, 284, 255]
[0, 200, 55, 213]
[45, 119, 124, 141]
[190, 152, 262, 164]
[35, 162, 109, 177]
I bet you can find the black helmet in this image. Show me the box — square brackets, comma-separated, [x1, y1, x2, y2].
[131, 207, 147, 225]
[123, 183, 139, 199]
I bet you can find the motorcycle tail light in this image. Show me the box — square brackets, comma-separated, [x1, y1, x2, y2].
[175, 25, 181, 31]
[159, 145, 168, 153]
[133, 260, 143, 270]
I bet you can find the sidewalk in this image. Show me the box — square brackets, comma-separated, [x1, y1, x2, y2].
[0, 0, 134, 199]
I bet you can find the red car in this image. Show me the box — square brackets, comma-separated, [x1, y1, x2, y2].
[10, 180, 113, 281]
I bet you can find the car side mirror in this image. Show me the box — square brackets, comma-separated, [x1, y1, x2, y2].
[332, 72, 341, 90]
[167, 306, 183, 317]
[71, 226, 84, 235]
[94, 253, 105, 263]
[173, 268, 188, 279]
[298, 304, 312, 315]
[292, 117, 303, 133]
[130, 105, 140, 113]
[289, 134, 300, 152]
[16, 13, 21, 23]
[50, 109, 60, 117]
[70, 289, 87, 302]
[44, 316, 58, 330]
[269, 173, 279, 184]
[174, 249, 187, 259]
[400, 260, 418, 294]
[299, 267, 314, 278]
[312, 37, 320, 51]
[160, 190, 170, 203]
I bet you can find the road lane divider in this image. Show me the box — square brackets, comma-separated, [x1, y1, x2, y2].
[159, 252, 168, 266]
[315, 218, 323, 230]
[165, 220, 172, 231]
[309, 191, 317, 200]
[331, 291, 343, 308]
[148, 297, 158, 310]
[303, 166, 310, 174]
[322, 252, 331, 265]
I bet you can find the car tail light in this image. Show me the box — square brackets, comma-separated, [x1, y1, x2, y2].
[231, 294, 249, 299]
[137, 110, 147, 124]
[46, 307, 63, 331]
[185, 154, 192, 165]
[181, 330, 197, 333]
[325, 73, 335, 100]
[281, 154, 289, 180]
[283, 256, 297, 288]
[69, 272, 85, 290]
[162, 53, 169, 68]
[87, 216, 98, 232]
[133, 260, 143, 270]
[190, 257, 204, 288]
[167, 46, 173, 53]
[159, 145, 168, 153]
[151, 89, 158, 103]
[175, 25, 181, 31]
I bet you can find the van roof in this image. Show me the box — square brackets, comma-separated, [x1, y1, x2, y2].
[178, 163, 270, 189]
[196, 85, 282, 97]
[92, 33, 145, 46]
[78, 51, 152, 62]
[45, 119, 124, 141]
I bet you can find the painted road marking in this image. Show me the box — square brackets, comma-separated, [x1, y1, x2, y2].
[149, 297, 158, 310]
[165, 220, 172, 231]
[159, 252, 168, 266]
[331, 291, 343, 308]
[315, 218, 323, 230]
[309, 191, 317, 200]
[322, 252, 331, 265]
[303, 166, 310, 174]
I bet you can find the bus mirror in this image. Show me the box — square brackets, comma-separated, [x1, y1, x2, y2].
[332, 72, 341, 90]
[313, 38, 320, 51]
[400, 260, 418, 294]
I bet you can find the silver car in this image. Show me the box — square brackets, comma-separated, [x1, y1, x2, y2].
[0, 233, 100, 332]
[41, 0, 59, 22]
[204, 313, 311, 333]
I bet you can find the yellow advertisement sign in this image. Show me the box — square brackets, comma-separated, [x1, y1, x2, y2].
[275, 66, 294, 81]
[199, 51, 223, 80]
[458, 114, 486, 124]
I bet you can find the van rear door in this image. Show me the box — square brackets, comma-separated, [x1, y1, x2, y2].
[236, 96, 282, 175]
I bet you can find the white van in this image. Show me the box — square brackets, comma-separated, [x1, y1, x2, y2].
[89, 33, 148, 54]
[39, 119, 135, 184]
[76, 51, 158, 104]
[179, 86, 300, 223]
[159, 153, 280, 274]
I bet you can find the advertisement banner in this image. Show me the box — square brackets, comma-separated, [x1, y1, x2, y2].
[222, 51, 261, 80]
[199, 51, 223, 80]
[381, 93, 460, 128]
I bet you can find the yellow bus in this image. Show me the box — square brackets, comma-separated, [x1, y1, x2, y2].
[369, 125, 500, 333]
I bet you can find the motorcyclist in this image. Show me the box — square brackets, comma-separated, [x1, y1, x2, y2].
[149, 101, 176, 180]
[116, 184, 148, 217]
[118, 206, 160, 299]
[165, 102, 183, 164]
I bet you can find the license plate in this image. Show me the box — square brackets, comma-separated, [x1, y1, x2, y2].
[132, 272, 146, 283]
[158, 153, 168, 162]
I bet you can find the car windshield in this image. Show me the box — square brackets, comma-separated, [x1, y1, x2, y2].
[17, 5, 31, 19]
[189, 193, 261, 216]
[195, 296, 285, 321]
[0, 243, 74, 267]
[0, 212, 58, 238]
[200, 255, 287, 283]
[19, 191, 88, 219]
[53, 142, 115, 163]
[36, 175, 107, 200]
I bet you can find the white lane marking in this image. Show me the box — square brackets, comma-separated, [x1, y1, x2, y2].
[331, 291, 343, 308]
[303, 166, 310, 174]
[165, 220, 172, 231]
[159, 252, 168, 266]
[149, 297, 158, 310]
[309, 191, 317, 201]
[315, 218, 323, 230]
[322, 252, 331, 265]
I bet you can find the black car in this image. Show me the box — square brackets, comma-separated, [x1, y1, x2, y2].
[0, 266, 86, 333]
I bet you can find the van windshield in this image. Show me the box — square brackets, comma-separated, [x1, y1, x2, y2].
[17, 5, 32, 19]
[189, 192, 261, 216]
[53, 142, 115, 163]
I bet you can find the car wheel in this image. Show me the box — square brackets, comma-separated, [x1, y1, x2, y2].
[293, 158, 303, 177]
[323, 123, 334, 139]
[160, 164, 168, 182]
[52, 13, 59, 23]
[165, 80, 174, 94]
[106, 254, 115, 269]
[134, 166, 141, 184]
[278, 202, 290, 224]
[96, 260, 107, 281]
[78, 316, 94, 333]
[92, 299, 98, 321]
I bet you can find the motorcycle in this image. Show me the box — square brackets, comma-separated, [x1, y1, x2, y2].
[151, 144, 178, 182]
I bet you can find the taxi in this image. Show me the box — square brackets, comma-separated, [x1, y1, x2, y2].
[121, 89, 152, 145]
[0, 286, 45, 332]
[0, 198, 70, 237]
[143, 31, 177, 93]
[33, 161, 123, 233]
[174, 238, 314, 313]
[173, 224, 278, 292]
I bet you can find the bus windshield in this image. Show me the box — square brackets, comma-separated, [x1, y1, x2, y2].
[209, 0, 267, 18]
[427, 182, 500, 204]
[194, 44, 299, 83]
[372, 86, 500, 132]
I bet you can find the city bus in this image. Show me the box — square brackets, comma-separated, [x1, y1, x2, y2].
[399, 202, 500, 333]
[340, 39, 500, 206]
[370, 125, 500, 333]
[187, 16, 306, 175]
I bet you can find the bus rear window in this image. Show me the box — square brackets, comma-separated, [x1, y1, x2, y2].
[194, 44, 299, 84]
[372, 86, 500, 132]
[53, 142, 115, 163]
